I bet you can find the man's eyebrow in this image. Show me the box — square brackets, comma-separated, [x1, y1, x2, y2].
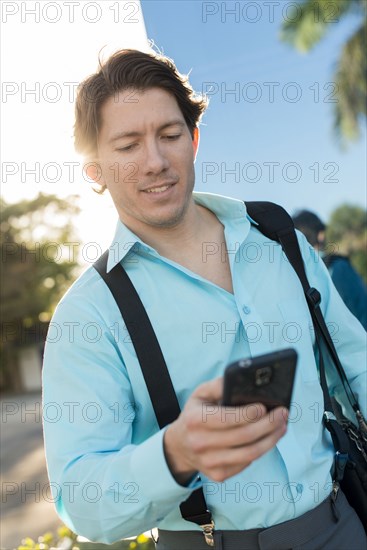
[108, 120, 186, 144]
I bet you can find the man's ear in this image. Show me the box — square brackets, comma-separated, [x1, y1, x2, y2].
[192, 127, 200, 160]
[84, 161, 107, 194]
[85, 162, 102, 183]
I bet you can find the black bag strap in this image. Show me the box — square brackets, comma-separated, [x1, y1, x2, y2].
[246, 201, 359, 412]
[94, 251, 213, 533]
[246, 202, 366, 474]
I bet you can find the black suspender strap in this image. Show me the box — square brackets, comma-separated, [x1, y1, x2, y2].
[94, 251, 181, 424]
[93, 251, 215, 546]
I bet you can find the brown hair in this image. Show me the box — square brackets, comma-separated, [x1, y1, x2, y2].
[74, 49, 208, 162]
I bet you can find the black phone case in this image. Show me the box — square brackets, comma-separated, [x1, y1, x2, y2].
[222, 348, 298, 410]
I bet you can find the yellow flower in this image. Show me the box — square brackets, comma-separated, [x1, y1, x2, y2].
[57, 526, 74, 538]
[20, 538, 35, 548]
[38, 532, 54, 544]
[129, 543, 137, 549]
[136, 534, 149, 543]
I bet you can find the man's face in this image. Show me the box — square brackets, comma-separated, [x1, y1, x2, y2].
[95, 87, 199, 232]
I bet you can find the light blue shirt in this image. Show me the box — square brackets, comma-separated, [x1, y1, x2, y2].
[42, 192, 366, 544]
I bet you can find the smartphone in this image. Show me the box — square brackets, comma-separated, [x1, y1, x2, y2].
[222, 348, 298, 410]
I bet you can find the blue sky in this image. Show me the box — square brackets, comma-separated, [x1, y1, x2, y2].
[142, 0, 366, 221]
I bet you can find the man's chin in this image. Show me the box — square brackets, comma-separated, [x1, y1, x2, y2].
[141, 203, 190, 229]
[143, 214, 184, 229]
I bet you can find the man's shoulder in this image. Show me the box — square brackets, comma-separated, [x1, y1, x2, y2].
[54, 263, 111, 318]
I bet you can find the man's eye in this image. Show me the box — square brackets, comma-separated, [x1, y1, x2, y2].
[116, 144, 136, 152]
[163, 134, 181, 140]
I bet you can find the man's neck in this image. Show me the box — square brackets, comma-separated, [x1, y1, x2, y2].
[121, 200, 233, 293]
[122, 202, 220, 260]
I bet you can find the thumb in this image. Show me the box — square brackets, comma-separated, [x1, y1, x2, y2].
[191, 377, 224, 403]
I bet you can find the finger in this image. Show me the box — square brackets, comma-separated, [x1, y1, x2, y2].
[198, 401, 268, 431]
[231, 406, 288, 446]
[192, 377, 224, 402]
[219, 402, 269, 425]
[200, 422, 287, 482]
[189, 406, 287, 451]
[219, 405, 287, 430]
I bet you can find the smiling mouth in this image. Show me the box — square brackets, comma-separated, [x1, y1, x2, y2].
[143, 183, 175, 194]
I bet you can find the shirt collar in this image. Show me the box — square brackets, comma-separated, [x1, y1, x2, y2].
[106, 192, 256, 272]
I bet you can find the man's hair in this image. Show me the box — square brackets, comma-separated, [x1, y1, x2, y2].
[292, 210, 326, 247]
[74, 49, 208, 160]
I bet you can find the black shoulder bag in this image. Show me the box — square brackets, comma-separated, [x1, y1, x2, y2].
[94, 201, 367, 543]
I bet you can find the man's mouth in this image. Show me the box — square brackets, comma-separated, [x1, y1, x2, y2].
[143, 183, 175, 194]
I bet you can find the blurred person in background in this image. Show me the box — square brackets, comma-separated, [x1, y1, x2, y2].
[293, 210, 367, 330]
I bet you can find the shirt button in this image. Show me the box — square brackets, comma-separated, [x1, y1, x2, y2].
[296, 483, 303, 493]
[243, 306, 251, 314]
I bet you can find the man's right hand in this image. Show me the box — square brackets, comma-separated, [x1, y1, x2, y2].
[163, 377, 288, 485]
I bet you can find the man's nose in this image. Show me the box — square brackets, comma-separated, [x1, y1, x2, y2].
[144, 141, 170, 175]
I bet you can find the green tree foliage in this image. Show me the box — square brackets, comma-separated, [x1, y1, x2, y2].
[280, 0, 367, 142]
[0, 194, 80, 389]
[326, 203, 367, 282]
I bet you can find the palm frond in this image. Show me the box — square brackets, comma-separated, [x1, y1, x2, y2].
[333, 20, 367, 141]
[280, 0, 363, 52]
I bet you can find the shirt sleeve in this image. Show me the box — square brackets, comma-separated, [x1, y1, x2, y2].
[297, 232, 367, 418]
[42, 275, 197, 544]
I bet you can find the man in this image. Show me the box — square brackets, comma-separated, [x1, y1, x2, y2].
[293, 209, 367, 330]
[43, 49, 366, 549]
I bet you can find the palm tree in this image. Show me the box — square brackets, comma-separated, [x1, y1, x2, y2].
[280, 0, 366, 143]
